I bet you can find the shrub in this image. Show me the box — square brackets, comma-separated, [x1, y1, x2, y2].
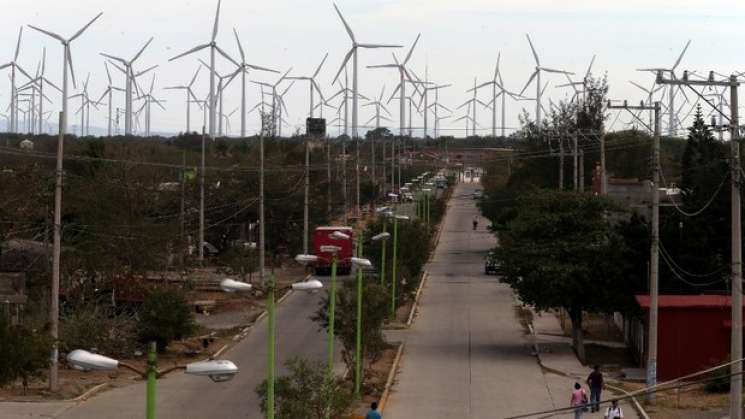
[60, 305, 138, 358]
[0, 314, 54, 391]
[137, 287, 196, 352]
[256, 358, 351, 419]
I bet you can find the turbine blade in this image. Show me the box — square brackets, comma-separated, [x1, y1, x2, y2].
[131, 37, 154, 63]
[540, 67, 574, 75]
[189, 66, 201, 87]
[312, 79, 326, 102]
[212, 0, 222, 42]
[332, 48, 354, 85]
[100, 53, 128, 66]
[494, 51, 501, 81]
[233, 27, 246, 62]
[27, 25, 65, 43]
[215, 45, 240, 69]
[67, 47, 77, 88]
[403, 33, 421, 65]
[367, 64, 398, 69]
[585, 54, 596, 80]
[387, 83, 401, 104]
[108, 61, 127, 75]
[43, 77, 63, 93]
[246, 63, 279, 73]
[14, 27, 23, 62]
[70, 12, 104, 42]
[519, 71, 538, 96]
[169, 43, 210, 62]
[136, 64, 158, 77]
[358, 43, 403, 49]
[104, 61, 113, 84]
[313, 52, 329, 78]
[15, 64, 33, 81]
[333, 3, 356, 43]
[672, 40, 691, 70]
[526, 34, 540, 66]
[629, 80, 650, 94]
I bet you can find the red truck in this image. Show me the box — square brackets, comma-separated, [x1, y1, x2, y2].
[312, 226, 354, 275]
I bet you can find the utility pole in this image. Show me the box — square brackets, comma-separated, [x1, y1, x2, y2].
[573, 132, 578, 191]
[180, 151, 186, 267]
[260, 126, 266, 285]
[558, 134, 564, 190]
[579, 149, 584, 192]
[608, 99, 661, 402]
[327, 136, 332, 219]
[655, 70, 740, 417]
[600, 133, 607, 194]
[199, 126, 206, 264]
[49, 112, 64, 391]
[304, 134, 310, 255]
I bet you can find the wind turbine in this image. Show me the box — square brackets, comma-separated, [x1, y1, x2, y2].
[169, 0, 239, 138]
[470, 52, 522, 138]
[164, 67, 202, 134]
[136, 74, 166, 137]
[286, 53, 329, 119]
[232, 27, 278, 137]
[96, 62, 125, 137]
[428, 87, 452, 139]
[100, 37, 155, 136]
[250, 68, 292, 137]
[363, 85, 392, 129]
[332, 2, 402, 217]
[419, 81, 451, 139]
[629, 80, 665, 135]
[0, 28, 34, 133]
[458, 78, 488, 137]
[367, 34, 421, 137]
[199, 58, 240, 137]
[520, 34, 574, 129]
[637, 40, 691, 136]
[28, 12, 103, 135]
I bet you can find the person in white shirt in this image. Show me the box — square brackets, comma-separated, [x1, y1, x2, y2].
[604, 399, 623, 419]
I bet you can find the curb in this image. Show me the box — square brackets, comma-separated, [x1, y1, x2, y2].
[406, 272, 427, 327]
[378, 342, 405, 413]
[71, 382, 110, 402]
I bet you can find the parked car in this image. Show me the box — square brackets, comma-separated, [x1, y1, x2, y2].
[484, 251, 502, 275]
[473, 189, 483, 199]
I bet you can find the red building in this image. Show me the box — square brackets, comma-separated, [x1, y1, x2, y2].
[634, 295, 745, 380]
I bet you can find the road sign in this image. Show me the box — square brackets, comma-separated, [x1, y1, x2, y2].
[306, 118, 326, 137]
[320, 245, 342, 253]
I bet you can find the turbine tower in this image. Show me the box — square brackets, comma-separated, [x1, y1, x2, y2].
[28, 12, 103, 135]
[520, 34, 573, 129]
[0, 28, 33, 133]
[469, 52, 522, 138]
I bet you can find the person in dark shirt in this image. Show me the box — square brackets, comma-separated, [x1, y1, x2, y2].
[586, 365, 604, 412]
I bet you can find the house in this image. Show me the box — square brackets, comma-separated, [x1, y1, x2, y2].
[631, 295, 743, 381]
[590, 162, 680, 218]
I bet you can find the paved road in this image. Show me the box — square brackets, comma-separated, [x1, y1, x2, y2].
[3, 279, 344, 419]
[385, 182, 564, 419]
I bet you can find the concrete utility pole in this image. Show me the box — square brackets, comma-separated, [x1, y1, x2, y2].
[600, 133, 607, 195]
[49, 112, 64, 391]
[304, 134, 310, 255]
[573, 133, 578, 191]
[655, 71, 740, 418]
[607, 99, 661, 402]
[260, 126, 266, 285]
[579, 149, 584, 192]
[558, 135, 564, 190]
[199, 127, 206, 263]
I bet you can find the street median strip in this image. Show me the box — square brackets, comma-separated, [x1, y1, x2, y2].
[378, 341, 405, 413]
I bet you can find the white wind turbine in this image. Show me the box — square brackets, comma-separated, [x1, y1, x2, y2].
[136, 74, 166, 137]
[332, 2, 402, 217]
[232, 27, 278, 137]
[28, 12, 103, 135]
[428, 87, 452, 139]
[367, 34, 421, 137]
[458, 78, 488, 137]
[96, 62, 125, 137]
[637, 40, 691, 136]
[363, 85, 392, 129]
[199, 58, 240, 137]
[19, 49, 62, 135]
[520, 34, 574, 129]
[0, 28, 33, 133]
[286, 53, 329, 119]
[164, 67, 202, 134]
[469, 52, 522, 138]
[250, 68, 292, 137]
[100, 37, 154, 136]
[170, 0, 239, 138]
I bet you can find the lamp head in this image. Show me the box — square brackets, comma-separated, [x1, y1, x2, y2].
[67, 349, 119, 371]
[220, 278, 252, 293]
[372, 232, 391, 241]
[295, 254, 319, 264]
[292, 279, 323, 291]
[185, 360, 239, 383]
[330, 231, 351, 240]
[351, 257, 372, 268]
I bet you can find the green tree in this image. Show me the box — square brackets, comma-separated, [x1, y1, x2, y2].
[496, 189, 635, 361]
[137, 287, 197, 352]
[256, 358, 351, 419]
[313, 281, 389, 372]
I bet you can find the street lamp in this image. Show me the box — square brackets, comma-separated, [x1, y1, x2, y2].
[372, 231, 391, 288]
[67, 347, 238, 419]
[422, 188, 432, 228]
[220, 276, 322, 419]
[390, 214, 410, 318]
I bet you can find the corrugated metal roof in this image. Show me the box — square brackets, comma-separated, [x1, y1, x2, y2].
[636, 295, 743, 309]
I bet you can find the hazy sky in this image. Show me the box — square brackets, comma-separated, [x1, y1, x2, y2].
[3, 0, 745, 136]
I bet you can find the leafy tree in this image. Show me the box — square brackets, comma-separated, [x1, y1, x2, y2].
[313, 281, 389, 372]
[256, 358, 351, 419]
[0, 314, 54, 392]
[219, 245, 259, 282]
[137, 287, 196, 352]
[496, 189, 635, 361]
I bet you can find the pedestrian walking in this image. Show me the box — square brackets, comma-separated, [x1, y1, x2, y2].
[586, 365, 604, 412]
[604, 399, 623, 418]
[570, 382, 588, 419]
[365, 401, 382, 419]
[472, 216, 479, 230]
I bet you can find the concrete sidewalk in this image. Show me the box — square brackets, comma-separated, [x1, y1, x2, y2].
[531, 310, 644, 419]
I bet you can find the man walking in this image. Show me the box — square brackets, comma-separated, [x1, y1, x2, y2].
[366, 401, 382, 419]
[587, 365, 604, 413]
